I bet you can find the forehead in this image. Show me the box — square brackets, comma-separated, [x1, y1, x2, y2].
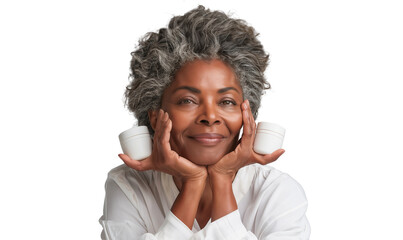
[171, 59, 242, 91]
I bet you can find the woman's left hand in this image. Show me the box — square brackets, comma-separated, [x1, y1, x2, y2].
[208, 100, 285, 180]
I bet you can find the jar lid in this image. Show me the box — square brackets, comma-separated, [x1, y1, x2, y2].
[257, 122, 286, 135]
[119, 126, 150, 141]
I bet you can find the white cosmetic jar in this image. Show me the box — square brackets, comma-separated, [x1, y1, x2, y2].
[253, 122, 286, 155]
[119, 126, 152, 160]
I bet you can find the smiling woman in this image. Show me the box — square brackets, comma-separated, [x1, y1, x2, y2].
[99, 5, 310, 240]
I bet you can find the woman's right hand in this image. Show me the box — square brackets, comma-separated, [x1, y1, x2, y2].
[120, 110, 207, 229]
[119, 109, 207, 183]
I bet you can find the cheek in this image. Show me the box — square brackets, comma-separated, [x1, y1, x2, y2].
[223, 110, 243, 134]
[165, 109, 193, 134]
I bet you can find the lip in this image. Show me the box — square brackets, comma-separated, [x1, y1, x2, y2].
[189, 133, 225, 146]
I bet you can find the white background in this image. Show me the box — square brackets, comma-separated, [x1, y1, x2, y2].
[1, 0, 402, 239]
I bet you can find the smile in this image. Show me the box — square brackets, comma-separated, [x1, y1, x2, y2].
[190, 133, 225, 146]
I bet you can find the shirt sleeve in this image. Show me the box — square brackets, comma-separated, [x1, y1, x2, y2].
[251, 173, 311, 239]
[99, 177, 193, 240]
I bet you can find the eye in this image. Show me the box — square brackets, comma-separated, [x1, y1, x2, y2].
[177, 98, 196, 105]
[220, 99, 237, 106]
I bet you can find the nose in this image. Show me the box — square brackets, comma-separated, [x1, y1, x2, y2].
[196, 101, 221, 126]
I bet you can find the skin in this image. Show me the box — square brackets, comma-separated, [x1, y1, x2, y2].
[119, 59, 285, 229]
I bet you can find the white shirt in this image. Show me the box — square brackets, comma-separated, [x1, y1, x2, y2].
[99, 164, 310, 239]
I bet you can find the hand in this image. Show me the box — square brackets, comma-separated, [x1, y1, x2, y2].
[119, 109, 207, 183]
[120, 110, 207, 229]
[208, 100, 285, 180]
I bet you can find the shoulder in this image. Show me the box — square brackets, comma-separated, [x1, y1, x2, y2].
[107, 164, 153, 184]
[241, 164, 307, 202]
[104, 164, 160, 204]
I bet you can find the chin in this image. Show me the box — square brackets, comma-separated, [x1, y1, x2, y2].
[183, 149, 228, 166]
[189, 156, 222, 166]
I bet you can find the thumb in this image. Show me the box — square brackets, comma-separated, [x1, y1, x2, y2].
[118, 154, 152, 171]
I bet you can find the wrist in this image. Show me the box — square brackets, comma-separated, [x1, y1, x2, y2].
[208, 168, 235, 184]
[173, 167, 208, 186]
[181, 177, 206, 193]
[209, 171, 233, 192]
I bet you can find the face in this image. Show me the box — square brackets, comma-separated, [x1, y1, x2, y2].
[154, 59, 243, 165]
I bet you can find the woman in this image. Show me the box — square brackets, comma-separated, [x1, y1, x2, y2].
[100, 6, 310, 239]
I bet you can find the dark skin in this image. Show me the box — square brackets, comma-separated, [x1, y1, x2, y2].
[119, 60, 285, 229]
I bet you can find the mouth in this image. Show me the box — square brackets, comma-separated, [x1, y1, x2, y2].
[189, 133, 225, 146]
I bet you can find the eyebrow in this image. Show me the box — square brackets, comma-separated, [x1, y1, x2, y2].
[173, 86, 201, 94]
[173, 86, 240, 94]
[217, 87, 240, 94]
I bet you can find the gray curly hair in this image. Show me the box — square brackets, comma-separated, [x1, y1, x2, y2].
[125, 5, 270, 134]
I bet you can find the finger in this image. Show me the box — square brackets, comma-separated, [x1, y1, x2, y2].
[255, 149, 285, 165]
[246, 100, 257, 140]
[118, 153, 153, 171]
[247, 100, 256, 134]
[240, 100, 253, 145]
[158, 109, 165, 133]
[153, 109, 164, 140]
[161, 112, 173, 153]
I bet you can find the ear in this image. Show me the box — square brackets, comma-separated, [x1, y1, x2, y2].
[148, 110, 158, 131]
